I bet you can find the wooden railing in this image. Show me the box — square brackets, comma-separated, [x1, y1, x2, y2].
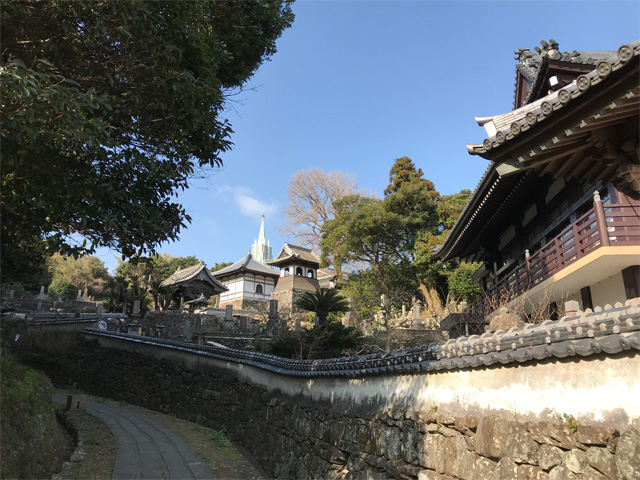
[476, 197, 640, 314]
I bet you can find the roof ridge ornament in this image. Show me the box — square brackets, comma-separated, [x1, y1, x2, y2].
[535, 39, 560, 59]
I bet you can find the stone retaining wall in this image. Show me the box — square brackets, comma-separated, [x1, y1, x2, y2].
[23, 336, 639, 480]
[143, 311, 266, 341]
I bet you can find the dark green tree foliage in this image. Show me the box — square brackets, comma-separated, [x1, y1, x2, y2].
[47, 279, 77, 300]
[384, 156, 438, 197]
[294, 288, 350, 327]
[322, 157, 478, 315]
[322, 158, 440, 301]
[414, 188, 475, 301]
[269, 320, 363, 359]
[0, 0, 294, 283]
[114, 254, 200, 311]
[439, 189, 473, 231]
[116, 254, 200, 282]
[447, 262, 483, 304]
[210, 262, 233, 273]
[48, 253, 110, 298]
[341, 269, 381, 321]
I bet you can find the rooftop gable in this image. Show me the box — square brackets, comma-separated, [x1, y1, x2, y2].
[160, 261, 228, 293]
[211, 253, 279, 278]
[513, 39, 615, 109]
[268, 243, 320, 267]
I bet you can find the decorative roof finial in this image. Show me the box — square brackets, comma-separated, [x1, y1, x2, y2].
[535, 39, 560, 59]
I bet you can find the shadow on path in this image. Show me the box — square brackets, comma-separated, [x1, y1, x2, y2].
[53, 395, 215, 480]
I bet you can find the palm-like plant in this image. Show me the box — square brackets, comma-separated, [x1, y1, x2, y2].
[294, 288, 350, 327]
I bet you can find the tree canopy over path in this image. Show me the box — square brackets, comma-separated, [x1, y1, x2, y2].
[0, 0, 294, 283]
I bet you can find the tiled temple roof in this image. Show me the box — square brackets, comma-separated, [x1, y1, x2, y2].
[268, 243, 320, 267]
[468, 40, 639, 157]
[160, 261, 227, 292]
[513, 39, 615, 108]
[436, 39, 640, 261]
[212, 253, 279, 278]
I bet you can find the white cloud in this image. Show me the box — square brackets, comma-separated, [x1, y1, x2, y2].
[217, 185, 277, 217]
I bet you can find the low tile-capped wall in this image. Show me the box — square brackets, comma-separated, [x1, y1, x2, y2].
[29, 334, 640, 480]
[11, 300, 640, 478]
[86, 299, 640, 378]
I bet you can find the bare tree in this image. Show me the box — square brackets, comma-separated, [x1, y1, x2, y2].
[279, 168, 363, 250]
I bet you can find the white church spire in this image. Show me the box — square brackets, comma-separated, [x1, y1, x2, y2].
[251, 214, 272, 264]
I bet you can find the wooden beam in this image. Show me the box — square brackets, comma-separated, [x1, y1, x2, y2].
[525, 142, 593, 169]
[577, 109, 640, 133]
[555, 149, 589, 178]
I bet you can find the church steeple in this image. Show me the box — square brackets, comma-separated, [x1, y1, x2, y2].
[251, 214, 272, 264]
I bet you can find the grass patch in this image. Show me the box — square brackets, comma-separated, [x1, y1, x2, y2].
[60, 410, 118, 480]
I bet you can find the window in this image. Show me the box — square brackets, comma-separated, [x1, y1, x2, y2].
[296, 267, 303, 276]
[284, 267, 290, 276]
[307, 270, 314, 278]
[255, 284, 263, 294]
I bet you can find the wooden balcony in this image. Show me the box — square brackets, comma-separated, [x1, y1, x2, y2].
[479, 195, 640, 313]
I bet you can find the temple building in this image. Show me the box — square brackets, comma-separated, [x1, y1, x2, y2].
[159, 261, 227, 309]
[435, 39, 640, 318]
[211, 216, 279, 310]
[268, 243, 321, 317]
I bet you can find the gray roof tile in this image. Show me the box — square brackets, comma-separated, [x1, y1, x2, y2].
[211, 253, 279, 278]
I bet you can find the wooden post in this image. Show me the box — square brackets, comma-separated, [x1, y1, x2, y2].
[572, 223, 582, 259]
[554, 237, 563, 272]
[593, 191, 611, 247]
[524, 249, 531, 289]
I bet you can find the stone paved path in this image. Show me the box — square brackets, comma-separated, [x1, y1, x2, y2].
[54, 395, 215, 479]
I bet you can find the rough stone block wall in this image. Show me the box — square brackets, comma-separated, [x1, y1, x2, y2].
[18, 334, 640, 480]
[271, 289, 311, 319]
[218, 297, 270, 313]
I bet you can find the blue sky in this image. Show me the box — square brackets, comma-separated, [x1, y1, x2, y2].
[96, 0, 640, 273]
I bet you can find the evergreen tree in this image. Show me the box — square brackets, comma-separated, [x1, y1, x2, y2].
[1, 1, 294, 283]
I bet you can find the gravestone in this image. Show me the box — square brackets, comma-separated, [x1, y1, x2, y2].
[96, 303, 103, 316]
[269, 299, 278, 319]
[77, 289, 82, 300]
[194, 317, 202, 344]
[184, 319, 192, 342]
[413, 301, 422, 321]
[38, 286, 45, 300]
[294, 318, 301, 332]
[225, 305, 233, 320]
[122, 301, 127, 315]
[239, 316, 249, 332]
[132, 299, 141, 316]
[8, 290, 13, 300]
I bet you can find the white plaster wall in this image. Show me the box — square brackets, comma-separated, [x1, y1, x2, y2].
[591, 271, 627, 307]
[265, 278, 275, 295]
[226, 355, 640, 431]
[219, 274, 275, 302]
[96, 336, 640, 432]
[220, 277, 243, 301]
